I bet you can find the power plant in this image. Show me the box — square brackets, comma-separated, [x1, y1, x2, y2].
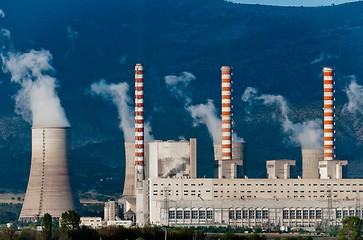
[117, 64, 363, 229]
[19, 127, 76, 221]
[15, 63, 361, 230]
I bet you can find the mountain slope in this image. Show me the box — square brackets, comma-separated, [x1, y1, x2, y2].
[0, 0, 362, 194]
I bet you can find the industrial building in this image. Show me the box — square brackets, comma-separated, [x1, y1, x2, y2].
[19, 127, 77, 221]
[118, 64, 361, 229]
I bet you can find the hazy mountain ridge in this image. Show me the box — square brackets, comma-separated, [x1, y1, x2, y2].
[0, 0, 362, 195]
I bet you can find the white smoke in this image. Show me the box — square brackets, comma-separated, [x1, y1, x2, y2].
[187, 100, 222, 143]
[1, 29, 10, 38]
[0, 9, 5, 18]
[1, 49, 70, 127]
[165, 71, 243, 143]
[343, 77, 363, 115]
[90, 79, 154, 142]
[311, 53, 337, 65]
[242, 87, 323, 148]
[165, 72, 195, 105]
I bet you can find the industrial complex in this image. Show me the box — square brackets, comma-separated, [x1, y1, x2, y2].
[18, 63, 363, 230]
[120, 64, 363, 230]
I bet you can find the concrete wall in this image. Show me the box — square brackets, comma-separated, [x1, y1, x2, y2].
[148, 139, 196, 179]
[19, 127, 76, 221]
[302, 148, 323, 179]
[149, 178, 363, 227]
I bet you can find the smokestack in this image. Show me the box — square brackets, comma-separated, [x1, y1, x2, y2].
[19, 127, 76, 221]
[134, 64, 144, 188]
[221, 66, 232, 160]
[323, 67, 334, 161]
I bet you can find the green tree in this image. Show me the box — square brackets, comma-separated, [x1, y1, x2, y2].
[42, 213, 52, 240]
[61, 210, 81, 231]
[338, 216, 363, 240]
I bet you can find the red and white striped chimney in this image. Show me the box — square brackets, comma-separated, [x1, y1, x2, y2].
[221, 66, 232, 160]
[135, 64, 144, 186]
[323, 67, 334, 161]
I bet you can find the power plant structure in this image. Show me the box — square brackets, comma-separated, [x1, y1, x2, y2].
[19, 127, 76, 221]
[118, 64, 363, 229]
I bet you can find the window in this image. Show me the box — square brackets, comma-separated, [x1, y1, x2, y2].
[176, 210, 183, 219]
[343, 210, 348, 218]
[256, 210, 262, 219]
[192, 210, 198, 219]
[303, 210, 309, 219]
[336, 210, 342, 219]
[349, 210, 355, 216]
[169, 210, 175, 219]
[296, 210, 302, 219]
[249, 210, 255, 219]
[309, 210, 315, 219]
[199, 210, 206, 219]
[184, 210, 191, 219]
[229, 210, 235, 219]
[283, 210, 289, 219]
[316, 210, 322, 219]
[236, 210, 242, 219]
[290, 210, 295, 219]
[262, 210, 269, 219]
[243, 210, 248, 219]
[207, 210, 213, 219]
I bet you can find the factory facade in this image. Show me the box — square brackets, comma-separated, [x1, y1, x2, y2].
[119, 65, 359, 229]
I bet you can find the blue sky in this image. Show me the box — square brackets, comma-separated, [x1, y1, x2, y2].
[230, 0, 359, 6]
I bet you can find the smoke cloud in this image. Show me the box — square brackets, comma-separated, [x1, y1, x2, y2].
[165, 72, 195, 105]
[343, 77, 363, 115]
[1, 49, 70, 127]
[242, 87, 323, 148]
[165, 71, 243, 143]
[90, 79, 154, 142]
[187, 100, 222, 143]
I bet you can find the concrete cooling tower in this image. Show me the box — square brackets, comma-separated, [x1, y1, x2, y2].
[19, 127, 76, 221]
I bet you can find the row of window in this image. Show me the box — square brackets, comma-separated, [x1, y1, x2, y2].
[229, 210, 269, 219]
[336, 210, 363, 219]
[282, 210, 322, 219]
[168, 210, 213, 220]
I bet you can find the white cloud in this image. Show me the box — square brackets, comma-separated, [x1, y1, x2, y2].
[1, 49, 69, 127]
[343, 76, 363, 115]
[187, 99, 222, 143]
[165, 72, 196, 105]
[242, 87, 323, 148]
[90, 79, 154, 142]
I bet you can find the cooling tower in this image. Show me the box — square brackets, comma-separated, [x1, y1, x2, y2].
[19, 127, 75, 221]
[302, 148, 323, 179]
[214, 142, 244, 178]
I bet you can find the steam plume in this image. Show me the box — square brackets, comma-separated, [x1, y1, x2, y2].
[165, 72, 243, 142]
[90, 80, 153, 142]
[187, 100, 222, 143]
[242, 87, 322, 148]
[1, 49, 70, 127]
[343, 77, 363, 115]
[165, 72, 195, 105]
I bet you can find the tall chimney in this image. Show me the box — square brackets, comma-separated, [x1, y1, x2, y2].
[323, 67, 335, 161]
[134, 64, 144, 187]
[221, 66, 232, 161]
